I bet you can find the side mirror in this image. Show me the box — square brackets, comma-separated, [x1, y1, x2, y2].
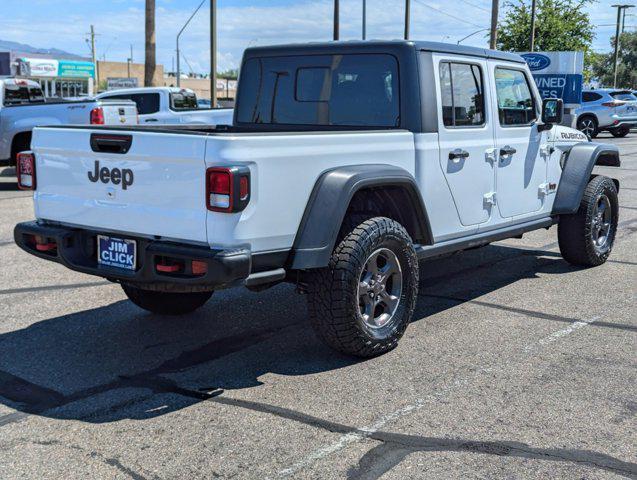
[541, 98, 563, 126]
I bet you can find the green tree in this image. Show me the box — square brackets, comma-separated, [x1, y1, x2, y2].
[497, 0, 595, 53]
[592, 31, 637, 88]
[218, 68, 239, 80]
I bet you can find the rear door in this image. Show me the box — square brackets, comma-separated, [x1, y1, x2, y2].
[490, 64, 547, 219]
[32, 127, 209, 243]
[434, 55, 496, 230]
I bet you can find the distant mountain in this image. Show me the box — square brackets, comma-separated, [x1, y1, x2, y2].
[0, 39, 88, 60]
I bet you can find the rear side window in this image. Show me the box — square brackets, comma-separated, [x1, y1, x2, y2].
[236, 53, 400, 128]
[582, 91, 602, 103]
[610, 91, 637, 101]
[439, 62, 485, 127]
[494, 68, 537, 126]
[170, 91, 198, 110]
[104, 93, 160, 115]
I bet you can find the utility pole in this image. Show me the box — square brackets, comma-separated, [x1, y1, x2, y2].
[89, 25, 99, 86]
[529, 0, 537, 51]
[489, 0, 499, 49]
[334, 0, 339, 40]
[404, 0, 411, 40]
[362, 0, 366, 40]
[613, 4, 635, 88]
[130, 44, 134, 63]
[145, 0, 156, 87]
[211, 0, 217, 105]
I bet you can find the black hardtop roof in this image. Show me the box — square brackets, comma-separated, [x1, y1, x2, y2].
[243, 40, 526, 64]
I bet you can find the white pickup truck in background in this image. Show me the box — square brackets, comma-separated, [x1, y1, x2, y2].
[96, 87, 234, 126]
[0, 78, 138, 165]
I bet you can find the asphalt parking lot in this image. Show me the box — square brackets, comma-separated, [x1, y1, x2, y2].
[0, 133, 635, 479]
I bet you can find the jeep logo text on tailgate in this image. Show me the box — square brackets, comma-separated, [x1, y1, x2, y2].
[88, 161, 134, 190]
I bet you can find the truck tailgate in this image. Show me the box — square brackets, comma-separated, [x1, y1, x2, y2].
[32, 127, 208, 243]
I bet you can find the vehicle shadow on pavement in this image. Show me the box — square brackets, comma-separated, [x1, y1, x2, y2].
[0, 243, 629, 426]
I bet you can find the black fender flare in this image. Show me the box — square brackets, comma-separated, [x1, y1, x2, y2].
[289, 164, 432, 269]
[552, 142, 620, 215]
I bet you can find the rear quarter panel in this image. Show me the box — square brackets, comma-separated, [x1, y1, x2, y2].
[204, 131, 416, 253]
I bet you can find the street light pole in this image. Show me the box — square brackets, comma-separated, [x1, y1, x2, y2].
[458, 28, 489, 44]
[612, 4, 635, 88]
[362, 0, 366, 40]
[210, 0, 217, 105]
[176, 0, 206, 87]
[529, 0, 537, 51]
[404, 0, 411, 40]
[334, 0, 339, 40]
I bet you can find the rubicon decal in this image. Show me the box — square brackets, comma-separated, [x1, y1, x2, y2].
[521, 53, 551, 71]
[88, 161, 134, 190]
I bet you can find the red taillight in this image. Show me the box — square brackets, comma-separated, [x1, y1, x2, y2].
[90, 107, 105, 124]
[206, 167, 250, 213]
[16, 151, 36, 190]
[601, 101, 623, 108]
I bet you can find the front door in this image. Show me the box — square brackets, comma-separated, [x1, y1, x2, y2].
[490, 65, 547, 219]
[435, 56, 496, 229]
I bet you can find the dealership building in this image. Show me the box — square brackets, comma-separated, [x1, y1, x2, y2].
[0, 51, 95, 98]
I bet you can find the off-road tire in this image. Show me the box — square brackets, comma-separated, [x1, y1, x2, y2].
[122, 284, 213, 315]
[307, 217, 419, 358]
[577, 115, 598, 139]
[610, 125, 630, 138]
[558, 176, 619, 267]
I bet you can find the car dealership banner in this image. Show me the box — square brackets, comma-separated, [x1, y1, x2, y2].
[18, 57, 95, 79]
[518, 51, 584, 106]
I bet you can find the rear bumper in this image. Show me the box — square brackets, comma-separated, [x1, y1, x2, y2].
[14, 221, 252, 291]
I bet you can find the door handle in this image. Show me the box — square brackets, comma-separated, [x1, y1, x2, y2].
[449, 149, 470, 162]
[499, 146, 517, 156]
[145, 118, 158, 122]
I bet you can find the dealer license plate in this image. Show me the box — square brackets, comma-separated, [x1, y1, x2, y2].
[97, 235, 137, 271]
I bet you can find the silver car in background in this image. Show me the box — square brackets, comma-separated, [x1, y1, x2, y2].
[575, 89, 637, 138]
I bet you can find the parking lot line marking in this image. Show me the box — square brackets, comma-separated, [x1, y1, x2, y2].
[275, 296, 633, 478]
[0, 281, 112, 296]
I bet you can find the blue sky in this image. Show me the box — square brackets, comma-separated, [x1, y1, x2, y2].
[0, 0, 621, 73]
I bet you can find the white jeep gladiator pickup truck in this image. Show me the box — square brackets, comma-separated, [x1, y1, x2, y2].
[96, 87, 233, 126]
[0, 78, 138, 165]
[14, 41, 621, 357]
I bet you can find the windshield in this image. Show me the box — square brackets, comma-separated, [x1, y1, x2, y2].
[3, 83, 46, 106]
[236, 53, 400, 128]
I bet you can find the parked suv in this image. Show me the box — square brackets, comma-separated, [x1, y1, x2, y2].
[575, 89, 637, 138]
[14, 41, 620, 358]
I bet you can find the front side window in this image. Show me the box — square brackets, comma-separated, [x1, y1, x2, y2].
[582, 91, 602, 103]
[439, 62, 485, 127]
[236, 53, 400, 128]
[494, 68, 537, 126]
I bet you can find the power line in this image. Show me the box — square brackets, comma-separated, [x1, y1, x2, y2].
[413, 0, 485, 29]
[457, 0, 491, 13]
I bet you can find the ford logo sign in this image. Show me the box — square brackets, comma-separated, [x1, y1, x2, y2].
[521, 53, 551, 71]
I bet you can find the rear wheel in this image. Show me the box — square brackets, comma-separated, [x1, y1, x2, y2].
[558, 176, 618, 267]
[307, 217, 419, 358]
[577, 116, 598, 139]
[610, 125, 630, 138]
[122, 284, 213, 315]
